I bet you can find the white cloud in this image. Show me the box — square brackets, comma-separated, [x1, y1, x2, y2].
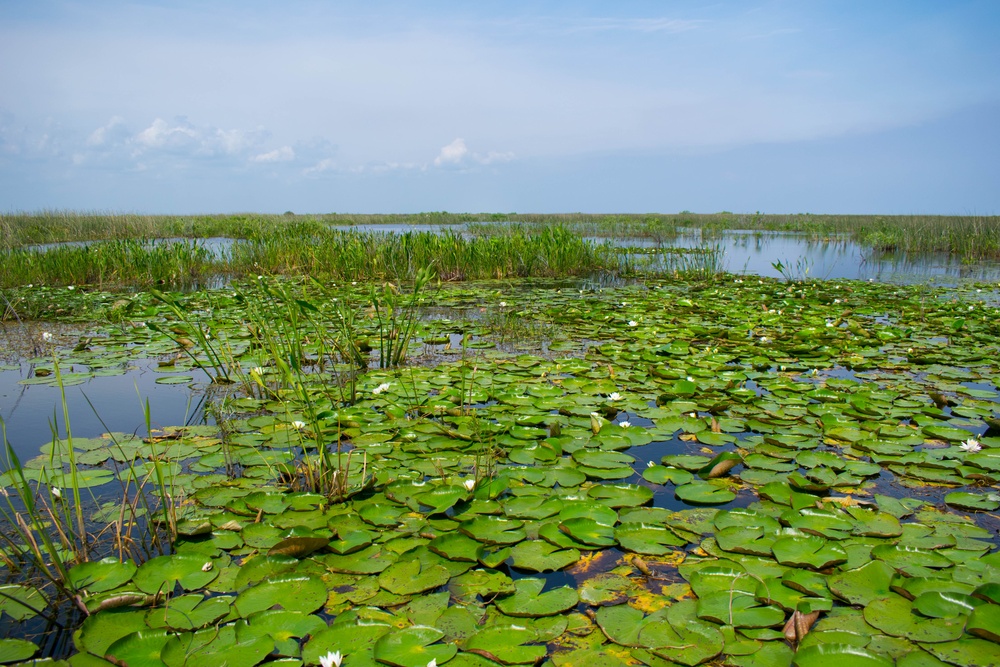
[433, 138, 513, 168]
[434, 138, 468, 166]
[86, 116, 125, 146]
[134, 118, 198, 149]
[251, 145, 294, 162]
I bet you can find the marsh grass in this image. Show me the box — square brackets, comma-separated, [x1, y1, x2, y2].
[1, 239, 216, 289]
[227, 225, 614, 282]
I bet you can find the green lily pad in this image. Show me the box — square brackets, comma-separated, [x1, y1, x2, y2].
[588, 483, 654, 508]
[967, 603, 1000, 643]
[321, 544, 398, 574]
[944, 491, 1000, 512]
[510, 541, 580, 572]
[495, 578, 579, 617]
[645, 600, 726, 665]
[697, 590, 786, 628]
[302, 620, 392, 665]
[464, 625, 545, 665]
[579, 573, 634, 606]
[643, 465, 694, 485]
[921, 637, 1000, 667]
[828, 560, 896, 605]
[428, 532, 484, 563]
[74, 608, 149, 657]
[615, 522, 687, 555]
[106, 630, 173, 667]
[675, 481, 736, 505]
[146, 594, 234, 631]
[771, 534, 848, 570]
[160, 622, 274, 667]
[864, 595, 965, 643]
[372, 625, 458, 667]
[132, 553, 219, 594]
[792, 643, 894, 667]
[913, 591, 981, 618]
[459, 516, 526, 545]
[448, 569, 515, 603]
[871, 545, 953, 570]
[234, 574, 328, 616]
[0, 639, 38, 664]
[377, 558, 451, 595]
[560, 517, 617, 547]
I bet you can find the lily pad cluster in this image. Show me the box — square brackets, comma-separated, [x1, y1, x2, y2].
[1, 274, 999, 666]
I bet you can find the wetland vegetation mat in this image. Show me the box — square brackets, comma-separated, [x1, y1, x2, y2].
[2, 271, 1000, 667]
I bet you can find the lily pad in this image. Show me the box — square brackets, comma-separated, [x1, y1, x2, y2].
[132, 553, 219, 594]
[864, 595, 965, 643]
[464, 625, 546, 665]
[495, 578, 579, 617]
[372, 625, 458, 667]
[234, 574, 328, 616]
[675, 481, 736, 505]
[792, 644, 894, 667]
[510, 541, 581, 572]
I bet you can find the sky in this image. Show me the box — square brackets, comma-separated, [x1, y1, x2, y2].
[1, 1, 998, 215]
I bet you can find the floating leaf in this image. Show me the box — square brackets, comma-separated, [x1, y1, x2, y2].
[373, 625, 458, 667]
[511, 541, 580, 572]
[464, 625, 546, 665]
[792, 643, 894, 667]
[496, 578, 579, 617]
[0, 639, 38, 664]
[234, 574, 328, 616]
[771, 534, 848, 570]
[675, 481, 736, 505]
[377, 558, 451, 596]
[131, 554, 219, 595]
[864, 595, 965, 643]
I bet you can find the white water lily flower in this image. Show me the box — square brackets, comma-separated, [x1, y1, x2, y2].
[373, 382, 391, 395]
[427, 660, 437, 667]
[608, 392, 622, 401]
[51, 487, 62, 499]
[759, 337, 769, 344]
[67, 285, 75, 290]
[628, 320, 638, 327]
[647, 461, 655, 468]
[960, 439, 982, 453]
[41, 332, 53, 342]
[499, 301, 507, 307]
[464, 479, 476, 491]
[291, 420, 306, 430]
[320, 651, 343, 667]
[619, 421, 631, 429]
[686, 376, 694, 382]
[250, 366, 264, 376]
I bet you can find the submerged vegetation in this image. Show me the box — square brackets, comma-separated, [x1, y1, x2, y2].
[0, 212, 999, 666]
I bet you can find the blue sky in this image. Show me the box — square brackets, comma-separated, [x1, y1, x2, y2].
[1, 1, 998, 214]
